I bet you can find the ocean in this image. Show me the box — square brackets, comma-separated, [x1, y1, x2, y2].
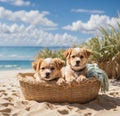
[0, 46, 68, 70]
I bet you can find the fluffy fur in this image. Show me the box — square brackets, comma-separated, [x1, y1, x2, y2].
[62, 47, 92, 82]
[32, 58, 65, 81]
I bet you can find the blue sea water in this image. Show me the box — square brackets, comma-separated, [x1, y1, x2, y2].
[0, 46, 68, 70]
[0, 60, 32, 70]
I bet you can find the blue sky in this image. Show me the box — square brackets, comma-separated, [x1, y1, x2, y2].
[0, 0, 120, 46]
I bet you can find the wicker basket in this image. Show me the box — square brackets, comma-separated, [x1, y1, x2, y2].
[18, 73, 100, 103]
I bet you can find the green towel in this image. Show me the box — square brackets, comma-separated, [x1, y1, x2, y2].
[86, 63, 109, 92]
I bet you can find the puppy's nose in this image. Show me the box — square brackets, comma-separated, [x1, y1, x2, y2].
[76, 60, 80, 65]
[46, 72, 50, 77]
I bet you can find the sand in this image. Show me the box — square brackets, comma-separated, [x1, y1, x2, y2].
[0, 69, 120, 116]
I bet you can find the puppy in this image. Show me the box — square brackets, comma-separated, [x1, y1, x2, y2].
[32, 58, 65, 81]
[62, 47, 92, 82]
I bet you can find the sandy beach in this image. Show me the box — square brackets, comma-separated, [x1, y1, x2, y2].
[0, 69, 120, 116]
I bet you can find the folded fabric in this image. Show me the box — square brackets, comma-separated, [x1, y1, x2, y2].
[86, 63, 109, 92]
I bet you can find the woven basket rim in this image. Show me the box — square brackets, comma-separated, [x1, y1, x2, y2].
[18, 72, 100, 87]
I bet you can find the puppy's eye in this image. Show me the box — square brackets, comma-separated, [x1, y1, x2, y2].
[80, 55, 84, 59]
[51, 67, 55, 70]
[41, 67, 45, 70]
[71, 55, 75, 58]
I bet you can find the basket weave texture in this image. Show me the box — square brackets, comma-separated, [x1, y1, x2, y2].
[18, 73, 100, 103]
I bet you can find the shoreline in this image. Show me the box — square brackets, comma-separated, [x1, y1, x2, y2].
[0, 68, 33, 72]
[0, 69, 120, 116]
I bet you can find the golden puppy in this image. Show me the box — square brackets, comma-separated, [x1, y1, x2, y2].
[32, 58, 65, 81]
[62, 47, 92, 82]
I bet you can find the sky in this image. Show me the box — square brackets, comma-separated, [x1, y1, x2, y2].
[0, 0, 120, 47]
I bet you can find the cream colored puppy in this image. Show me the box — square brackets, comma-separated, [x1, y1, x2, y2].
[62, 47, 92, 82]
[32, 58, 65, 81]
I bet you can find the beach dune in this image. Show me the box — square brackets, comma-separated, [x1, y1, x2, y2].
[0, 70, 120, 116]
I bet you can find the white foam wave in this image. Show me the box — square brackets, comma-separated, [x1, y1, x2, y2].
[0, 65, 20, 69]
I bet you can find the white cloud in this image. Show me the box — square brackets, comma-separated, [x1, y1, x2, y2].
[71, 9, 105, 14]
[0, 0, 31, 6]
[0, 7, 57, 27]
[0, 23, 80, 46]
[63, 15, 119, 34]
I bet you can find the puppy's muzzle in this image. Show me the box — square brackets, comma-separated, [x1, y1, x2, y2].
[76, 60, 80, 66]
[45, 72, 50, 78]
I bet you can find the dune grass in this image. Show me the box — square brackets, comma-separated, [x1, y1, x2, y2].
[83, 23, 120, 63]
[35, 48, 65, 61]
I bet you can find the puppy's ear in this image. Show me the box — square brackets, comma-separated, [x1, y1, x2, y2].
[83, 48, 92, 58]
[32, 59, 43, 71]
[54, 58, 65, 69]
[64, 48, 73, 58]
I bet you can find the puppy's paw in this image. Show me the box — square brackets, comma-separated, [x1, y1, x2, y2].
[57, 78, 65, 85]
[77, 75, 87, 82]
